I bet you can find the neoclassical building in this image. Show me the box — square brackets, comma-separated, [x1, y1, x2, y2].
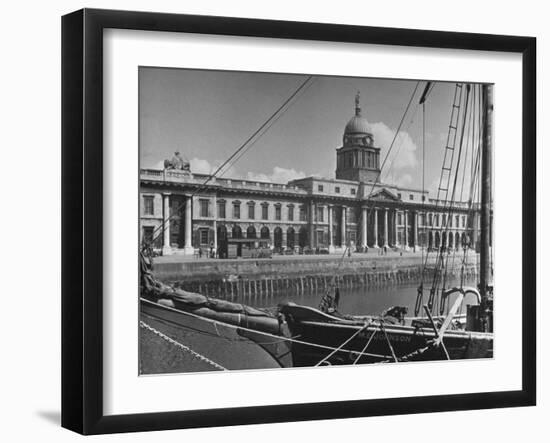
[140, 94, 479, 257]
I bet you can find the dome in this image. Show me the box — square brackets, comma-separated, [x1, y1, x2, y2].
[344, 115, 371, 134]
[344, 91, 371, 135]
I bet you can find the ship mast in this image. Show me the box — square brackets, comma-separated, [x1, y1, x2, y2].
[480, 84, 493, 331]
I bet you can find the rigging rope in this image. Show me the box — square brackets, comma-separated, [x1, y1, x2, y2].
[142, 299, 394, 360]
[142, 75, 315, 251]
[322, 82, 421, 303]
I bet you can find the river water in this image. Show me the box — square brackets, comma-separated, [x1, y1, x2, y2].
[251, 276, 479, 317]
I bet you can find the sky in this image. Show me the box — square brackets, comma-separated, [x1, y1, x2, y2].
[139, 67, 483, 198]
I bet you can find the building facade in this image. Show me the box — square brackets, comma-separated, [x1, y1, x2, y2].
[140, 94, 479, 257]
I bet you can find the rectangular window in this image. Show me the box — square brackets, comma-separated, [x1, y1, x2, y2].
[217, 201, 226, 219]
[409, 194, 414, 200]
[398, 213, 402, 225]
[442, 214, 447, 226]
[318, 185, 324, 192]
[233, 203, 240, 219]
[299, 205, 307, 221]
[351, 188, 356, 195]
[143, 226, 154, 244]
[435, 214, 439, 226]
[200, 229, 209, 245]
[288, 206, 294, 221]
[335, 187, 340, 194]
[275, 205, 281, 221]
[200, 199, 209, 217]
[317, 206, 324, 222]
[422, 195, 426, 201]
[143, 195, 154, 215]
[248, 204, 255, 220]
[462, 215, 466, 227]
[262, 204, 268, 220]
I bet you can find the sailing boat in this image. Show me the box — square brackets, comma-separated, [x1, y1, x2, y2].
[138, 78, 320, 373]
[139, 250, 293, 372]
[277, 83, 494, 366]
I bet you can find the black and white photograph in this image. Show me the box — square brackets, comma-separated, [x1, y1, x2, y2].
[138, 68, 494, 374]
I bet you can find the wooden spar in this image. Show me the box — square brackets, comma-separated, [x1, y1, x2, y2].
[479, 84, 493, 332]
[480, 85, 493, 304]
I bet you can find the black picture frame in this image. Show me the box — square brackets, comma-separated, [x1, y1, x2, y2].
[61, 8, 536, 435]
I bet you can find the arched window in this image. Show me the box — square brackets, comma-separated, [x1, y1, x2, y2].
[246, 225, 256, 239]
[232, 225, 242, 239]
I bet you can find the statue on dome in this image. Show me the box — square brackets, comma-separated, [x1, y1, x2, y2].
[164, 151, 190, 171]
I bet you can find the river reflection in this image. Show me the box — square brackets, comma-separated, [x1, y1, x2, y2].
[252, 276, 479, 316]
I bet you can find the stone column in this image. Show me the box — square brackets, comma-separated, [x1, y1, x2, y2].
[162, 193, 171, 255]
[341, 206, 346, 247]
[184, 195, 194, 254]
[373, 207, 379, 248]
[413, 211, 418, 251]
[394, 210, 399, 247]
[361, 206, 368, 249]
[404, 210, 409, 250]
[328, 205, 334, 253]
[383, 208, 389, 247]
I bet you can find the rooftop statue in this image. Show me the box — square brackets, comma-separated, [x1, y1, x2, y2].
[164, 151, 190, 171]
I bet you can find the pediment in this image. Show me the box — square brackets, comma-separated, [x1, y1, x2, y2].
[370, 188, 400, 201]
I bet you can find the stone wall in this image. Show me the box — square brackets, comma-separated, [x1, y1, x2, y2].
[152, 254, 480, 300]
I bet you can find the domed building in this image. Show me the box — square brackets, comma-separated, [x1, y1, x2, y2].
[140, 92, 479, 257]
[336, 92, 381, 183]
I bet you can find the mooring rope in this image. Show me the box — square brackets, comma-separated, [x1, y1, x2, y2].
[140, 320, 228, 371]
[142, 300, 393, 360]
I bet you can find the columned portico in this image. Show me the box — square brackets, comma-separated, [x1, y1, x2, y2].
[162, 193, 171, 255]
[142, 94, 483, 260]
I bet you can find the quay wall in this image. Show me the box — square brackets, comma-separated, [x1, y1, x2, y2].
[153, 254, 479, 300]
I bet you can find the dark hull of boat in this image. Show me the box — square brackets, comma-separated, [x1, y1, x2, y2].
[140, 299, 293, 373]
[280, 304, 493, 366]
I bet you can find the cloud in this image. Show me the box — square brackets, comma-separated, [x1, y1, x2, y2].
[152, 160, 165, 170]
[189, 157, 238, 177]
[185, 158, 305, 184]
[370, 121, 418, 170]
[247, 166, 306, 184]
[190, 157, 215, 174]
[394, 173, 413, 188]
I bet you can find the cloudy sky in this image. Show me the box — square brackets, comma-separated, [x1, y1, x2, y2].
[139, 68, 482, 197]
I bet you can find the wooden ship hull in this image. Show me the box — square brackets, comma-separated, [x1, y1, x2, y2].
[140, 298, 293, 373]
[279, 303, 493, 366]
